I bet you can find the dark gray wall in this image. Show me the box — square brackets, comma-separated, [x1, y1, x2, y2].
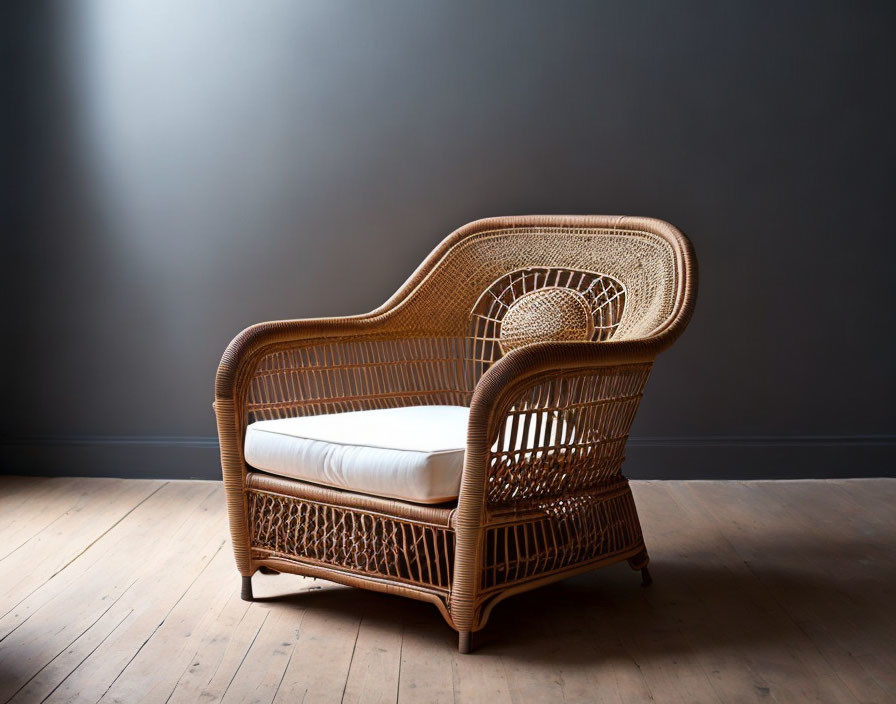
[4, 1, 895, 479]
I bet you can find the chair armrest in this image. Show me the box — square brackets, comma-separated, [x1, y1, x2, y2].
[214, 314, 405, 575]
[458, 336, 669, 516]
[449, 336, 667, 625]
[214, 313, 472, 432]
[215, 315, 385, 401]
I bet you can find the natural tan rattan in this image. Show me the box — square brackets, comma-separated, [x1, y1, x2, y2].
[214, 215, 697, 653]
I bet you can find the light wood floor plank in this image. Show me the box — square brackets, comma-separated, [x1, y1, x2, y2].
[0, 477, 111, 557]
[680, 481, 872, 703]
[0, 482, 219, 702]
[653, 481, 852, 702]
[40, 486, 226, 704]
[747, 482, 896, 699]
[98, 545, 237, 703]
[190, 597, 270, 703]
[395, 610, 455, 704]
[269, 591, 364, 704]
[340, 614, 403, 704]
[216, 598, 307, 704]
[0, 479, 166, 617]
[450, 637, 512, 704]
[0, 477, 893, 704]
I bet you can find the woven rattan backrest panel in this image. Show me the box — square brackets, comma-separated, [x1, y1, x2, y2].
[468, 267, 625, 377]
[389, 227, 676, 342]
[245, 225, 678, 420]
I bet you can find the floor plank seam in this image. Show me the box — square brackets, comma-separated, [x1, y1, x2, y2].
[270, 608, 306, 704]
[1, 578, 139, 704]
[163, 582, 247, 704]
[96, 538, 227, 703]
[0, 508, 74, 563]
[340, 617, 363, 704]
[0, 482, 169, 636]
[681, 483, 867, 704]
[44, 482, 169, 586]
[96, 620, 162, 704]
[202, 603, 254, 689]
[218, 610, 270, 702]
[163, 648, 199, 704]
[660, 485, 776, 702]
[36, 608, 134, 704]
[394, 624, 404, 704]
[162, 547, 240, 703]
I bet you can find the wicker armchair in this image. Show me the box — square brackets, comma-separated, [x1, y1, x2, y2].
[214, 215, 697, 653]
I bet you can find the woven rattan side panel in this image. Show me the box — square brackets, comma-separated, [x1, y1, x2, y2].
[481, 482, 643, 591]
[247, 336, 474, 423]
[248, 489, 455, 592]
[486, 364, 652, 507]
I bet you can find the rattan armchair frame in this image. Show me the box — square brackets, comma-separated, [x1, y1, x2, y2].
[214, 215, 697, 653]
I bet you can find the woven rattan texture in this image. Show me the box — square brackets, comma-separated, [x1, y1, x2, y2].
[394, 228, 673, 340]
[247, 337, 475, 422]
[470, 266, 626, 380]
[215, 216, 698, 648]
[248, 489, 455, 591]
[244, 229, 669, 422]
[485, 364, 652, 507]
[500, 288, 592, 352]
[499, 287, 593, 353]
[481, 482, 643, 591]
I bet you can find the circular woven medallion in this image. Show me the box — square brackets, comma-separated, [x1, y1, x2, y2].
[499, 287, 594, 353]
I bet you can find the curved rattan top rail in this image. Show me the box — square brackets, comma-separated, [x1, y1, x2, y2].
[214, 215, 697, 646]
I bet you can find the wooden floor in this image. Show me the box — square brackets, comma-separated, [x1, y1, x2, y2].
[0, 478, 894, 704]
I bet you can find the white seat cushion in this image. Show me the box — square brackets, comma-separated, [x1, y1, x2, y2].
[244, 405, 469, 504]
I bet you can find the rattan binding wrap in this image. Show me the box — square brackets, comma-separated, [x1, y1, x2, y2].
[214, 215, 697, 651]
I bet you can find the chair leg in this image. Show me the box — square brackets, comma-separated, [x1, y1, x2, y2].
[639, 566, 653, 588]
[241, 575, 254, 601]
[627, 549, 652, 587]
[458, 630, 471, 654]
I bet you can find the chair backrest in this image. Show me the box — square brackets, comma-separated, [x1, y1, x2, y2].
[378, 215, 694, 381]
[244, 216, 695, 422]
